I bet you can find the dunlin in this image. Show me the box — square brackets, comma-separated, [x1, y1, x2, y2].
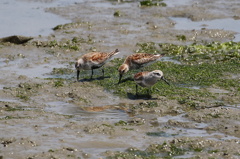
[75, 49, 119, 80]
[134, 70, 169, 96]
[118, 53, 164, 83]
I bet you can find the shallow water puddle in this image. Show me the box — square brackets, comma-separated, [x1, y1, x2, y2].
[174, 152, 195, 159]
[0, 84, 6, 90]
[71, 135, 132, 158]
[0, 98, 21, 103]
[165, 0, 194, 7]
[161, 56, 182, 64]
[171, 17, 240, 41]
[177, 84, 201, 90]
[46, 101, 239, 141]
[0, 57, 68, 78]
[46, 101, 131, 122]
[224, 104, 240, 110]
[156, 114, 238, 140]
[0, 0, 72, 37]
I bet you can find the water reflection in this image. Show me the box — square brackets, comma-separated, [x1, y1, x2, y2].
[46, 101, 131, 122]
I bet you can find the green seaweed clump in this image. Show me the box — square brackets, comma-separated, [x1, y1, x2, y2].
[53, 22, 84, 30]
[93, 57, 238, 106]
[106, 141, 186, 159]
[146, 131, 171, 137]
[53, 80, 64, 88]
[92, 41, 240, 107]
[32, 36, 95, 51]
[176, 35, 186, 41]
[15, 83, 43, 101]
[140, 0, 167, 7]
[113, 10, 121, 17]
[106, 137, 240, 159]
[137, 41, 240, 64]
[32, 39, 80, 51]
[159, 41, 240, 64]
[51, 68, 74, 75]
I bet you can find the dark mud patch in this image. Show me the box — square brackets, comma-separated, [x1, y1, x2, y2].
[0, 36, 33, 44]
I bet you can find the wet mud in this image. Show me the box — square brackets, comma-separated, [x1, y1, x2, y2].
[0, 0, 240, 159]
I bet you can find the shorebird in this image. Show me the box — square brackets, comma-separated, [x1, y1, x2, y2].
[118, 53, 164, 83]
[134, 70, 169, 96]
[75, 49, 120, 80]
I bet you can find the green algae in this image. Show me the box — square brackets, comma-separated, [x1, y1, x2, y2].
[146, 131, 172, 137]
[51, 68, 74, 75]
[113, 10, 121, 17]
[16, 94, 30, 101]
[137, 41, 240, 64]
[176, 35, 186, 41]
[14, 83, 43, 101]
[91, 41, 239, 107]
[140, 0, 167, 7]
[92, 58, 238, 106]
[115, 120, 128, 126]
[105, 137, 240, 159]
[32, 36, 94, 51]
[2, 105, 24, 112]
[115, 117, 145, 126]
[32, 39, 80, 51]
[139, 101, 158, 108]
[106, 142, 186, 159]
[0, 115, 30, 120]
[53, 80, 64, 87]
[52, 22, 90, 30]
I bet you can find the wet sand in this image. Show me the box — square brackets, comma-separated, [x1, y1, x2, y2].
[0, 0, 240, 158]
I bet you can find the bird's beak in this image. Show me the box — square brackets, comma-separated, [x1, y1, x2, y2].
[161, 76, 170, 85]
[77, 70, 80, 81]
[118, 74, 122, 84]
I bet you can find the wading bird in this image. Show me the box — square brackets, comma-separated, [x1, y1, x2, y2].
[134, 70, 169, 96]
[118, 53, 164, 83]
[75, 49, 119, 80]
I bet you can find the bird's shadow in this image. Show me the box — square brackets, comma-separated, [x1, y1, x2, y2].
[127, 93, 158, 100]
[78, 76, 110, 82]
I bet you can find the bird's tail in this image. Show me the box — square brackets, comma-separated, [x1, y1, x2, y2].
[156, 53, 165, 58]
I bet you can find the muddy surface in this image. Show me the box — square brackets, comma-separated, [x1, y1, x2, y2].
[0, 0, 240, 159]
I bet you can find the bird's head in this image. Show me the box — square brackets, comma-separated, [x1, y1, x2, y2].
[118, 64, 129, 84]
[152, 70, 170, 85]
[118, 64, 129, 75]
[75, 59, 83, 70]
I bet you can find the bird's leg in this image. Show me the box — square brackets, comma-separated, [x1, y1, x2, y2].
[147, 87, 152, 96]
[135, 84, 139, 96]
[77, 70, 80, 81]
[91, 69, 94, 79]
[118, 74, 122, 84]
[102, 68, 105, 77]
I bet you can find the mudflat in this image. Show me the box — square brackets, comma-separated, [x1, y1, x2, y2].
[0, 0, 239, 158]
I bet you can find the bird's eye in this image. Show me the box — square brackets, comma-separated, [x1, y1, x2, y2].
[154, 72, 160, 76]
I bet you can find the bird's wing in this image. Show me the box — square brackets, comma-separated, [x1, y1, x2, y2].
[130, 53, 162, 65]
[82, 52, 109, 64]
[134, 72, 145, 81]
